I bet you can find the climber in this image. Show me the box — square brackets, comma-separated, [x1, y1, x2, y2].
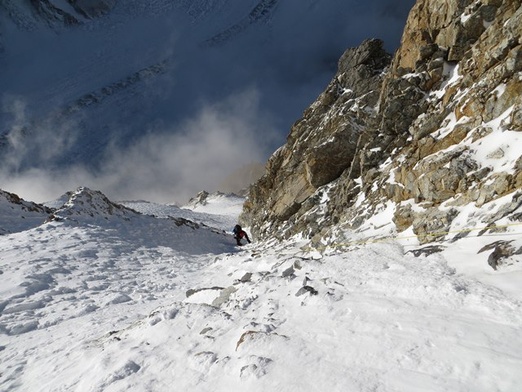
[233, 224, 251, 246]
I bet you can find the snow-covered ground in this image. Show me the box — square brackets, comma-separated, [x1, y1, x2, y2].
[1, 187, 521, 391]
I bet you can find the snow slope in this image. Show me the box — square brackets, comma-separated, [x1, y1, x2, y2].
[1, 188, 521, 391]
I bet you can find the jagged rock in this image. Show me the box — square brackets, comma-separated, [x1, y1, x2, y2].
[511, 104, 522, 131]
[0, 189, 52, 214]
[241, 39, 391, 238]
[52, 187, 139, 222]
[200, 327, 213, 335]
[407, 245, 446, 257]
[282, 265, 295, 278]
[413, 208, 458, 244]
[478, 240, 522, 270]
[238, 272, 253, 283]
[295, 286, 318, 297]
[235, 330, 287, 351]
[485, 191, 522, 223]
[393, 204, 414, 232]
[186, 286, 224, 298]
[188, 191, 210, 206]
[0, 189, 54, 234]
[242, 0, 522, 249]
[393, 0, 501, 70]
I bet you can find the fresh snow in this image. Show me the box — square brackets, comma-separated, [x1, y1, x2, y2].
[1, 188, 522, 391]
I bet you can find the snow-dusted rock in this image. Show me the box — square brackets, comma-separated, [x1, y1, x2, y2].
[51, 186, 139, 223]
[242, 0, 522, 271]
[0, 189, 53, 234]
[69, 0, 116, 19]
[242, 39, 391, 231]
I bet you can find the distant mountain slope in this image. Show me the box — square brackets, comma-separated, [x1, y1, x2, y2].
[121, 190, 244, 231]
[203, 0, 279, 46]
[0, 186, 240, 251]
[0, 0, 414, 202]
[51, 186, 141, 223]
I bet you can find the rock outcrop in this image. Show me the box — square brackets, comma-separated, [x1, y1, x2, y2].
[0, 189, 53, 234]
[242, 39, 392, 236]
[51, 186, 139, 222]
[242, 0, 522, 251]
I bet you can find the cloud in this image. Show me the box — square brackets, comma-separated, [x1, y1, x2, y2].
[0, 0, 416, 204]
[97, 88, 276, 203]
[1, 95, 81, 172]
[0, 88, 276, 204]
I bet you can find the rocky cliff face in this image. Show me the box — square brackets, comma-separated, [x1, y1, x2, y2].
[243, 39, 391, 224]
[242, 0, 522, 253]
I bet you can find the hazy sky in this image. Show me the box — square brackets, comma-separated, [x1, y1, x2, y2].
[0, 0, 416, 203]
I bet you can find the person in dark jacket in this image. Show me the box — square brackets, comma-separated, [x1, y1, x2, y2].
[232, 224, 251, 246]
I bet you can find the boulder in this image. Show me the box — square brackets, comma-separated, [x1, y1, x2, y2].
[478, 240, 522, 270]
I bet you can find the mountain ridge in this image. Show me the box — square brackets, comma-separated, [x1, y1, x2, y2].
[0, 0, 415, 203]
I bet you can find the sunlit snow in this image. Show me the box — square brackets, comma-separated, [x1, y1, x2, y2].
[1, 188, 521, 391]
